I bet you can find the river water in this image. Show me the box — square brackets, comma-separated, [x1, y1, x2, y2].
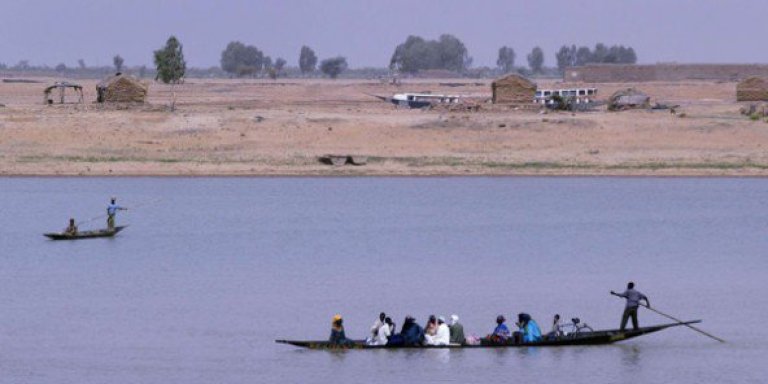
[0, 177, 766, 383]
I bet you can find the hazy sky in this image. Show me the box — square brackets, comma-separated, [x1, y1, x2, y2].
[1, 0, 766, 69]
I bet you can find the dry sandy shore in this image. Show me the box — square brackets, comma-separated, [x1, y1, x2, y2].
[1, 77, 767, 176]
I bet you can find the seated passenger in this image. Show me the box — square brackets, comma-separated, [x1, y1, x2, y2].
[400, 315, 424, 346]
[64, 218, 78, 235]
[329, 314, 352, 345]
[425, 316, 450, 346]
[367, 312, 387, 344]
[424, 315, 438, 337]
[547, 314, 563, 338]
[449, 314, 466, 345]
[515, 313, 542, 343]
[489, 315, 512, 343]
[373, 317, 394, 346]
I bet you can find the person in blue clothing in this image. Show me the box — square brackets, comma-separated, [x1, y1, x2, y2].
[106, 197, 127, 230]
[514, 313, 542, 344]
[490, 315, 512, 343]
[399, 315, 424, 346]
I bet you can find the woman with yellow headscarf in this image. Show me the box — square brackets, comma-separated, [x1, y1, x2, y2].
[329, 314, 352, 345]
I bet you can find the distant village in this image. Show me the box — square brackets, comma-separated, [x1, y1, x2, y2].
[2, 35, 768, 117]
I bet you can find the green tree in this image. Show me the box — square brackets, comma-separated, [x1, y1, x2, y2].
[274, 57, 287, 78]
[555, 45, 576, 72]
[153, 36, 186, 110]
[576, 46, 592, 65]
[320, 56, 348, 79]
[527, 46, 544, 73]
[113, 55, 124, 73]
[592, 43, 608, 63]
[220, 41, 264, 77]
[389, 34, 471, 73]
[77, 59, 86, 70]
[299, 45, 318, 74]
[497, 46, 516, 73]
[55, 63, 67, 73]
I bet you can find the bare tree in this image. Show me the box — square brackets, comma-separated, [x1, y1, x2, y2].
[527, 46, 544, 74]
[299, 46, 318, 75]
[113, 55, 124, 73]
[497, 46, 516, 74]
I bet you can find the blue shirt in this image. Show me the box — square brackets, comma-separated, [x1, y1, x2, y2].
[619, 289, 648, 309]
[493, 323, 511, 338]
[519, 320, 542, 343]
[107, 203, 124, 215]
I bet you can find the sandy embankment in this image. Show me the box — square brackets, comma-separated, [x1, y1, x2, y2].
[1, 77, 767, 176]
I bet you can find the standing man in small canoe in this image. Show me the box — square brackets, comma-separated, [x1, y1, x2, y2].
[107, 197, 127, 230]
[611, 281, 650, 331]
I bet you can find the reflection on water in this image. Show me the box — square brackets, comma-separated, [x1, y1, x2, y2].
[425, 348, 451, 364]
[0, 177, 766, 384]
[619, 345, 642, 371]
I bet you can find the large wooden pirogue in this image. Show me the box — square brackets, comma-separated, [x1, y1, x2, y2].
[276, 321, 700, 350]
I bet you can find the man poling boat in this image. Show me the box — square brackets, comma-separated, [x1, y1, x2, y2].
[106, 197, 128, 230]
[610, 281, 725, 343]
[611, 281, 650, 331]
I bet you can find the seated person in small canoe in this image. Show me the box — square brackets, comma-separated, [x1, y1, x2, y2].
[64, 218, 78, 235]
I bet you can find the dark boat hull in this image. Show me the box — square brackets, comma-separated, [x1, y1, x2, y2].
[276, 321, 700, 350]
[44, 225, 127, 240]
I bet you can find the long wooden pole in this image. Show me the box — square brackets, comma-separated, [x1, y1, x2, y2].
[641, 304, 725, 343]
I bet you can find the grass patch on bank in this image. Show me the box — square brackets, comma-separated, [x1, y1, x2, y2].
[17, 155, 183, 163]
[383, 156, 768, 171]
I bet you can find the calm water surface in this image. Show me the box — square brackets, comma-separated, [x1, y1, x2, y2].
[1, 177, 766, 383]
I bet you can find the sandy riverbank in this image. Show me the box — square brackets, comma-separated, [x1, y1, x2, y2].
[1, 77, 767, 176]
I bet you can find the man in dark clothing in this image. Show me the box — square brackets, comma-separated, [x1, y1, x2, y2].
[611, 282, 650, 331]
[400, 315, 424, 346]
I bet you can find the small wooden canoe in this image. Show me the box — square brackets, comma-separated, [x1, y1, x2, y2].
[44, 225, 127, 240]
[276, 321, 700, 350]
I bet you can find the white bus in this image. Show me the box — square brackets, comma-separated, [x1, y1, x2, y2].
[534, 88, 598, 105]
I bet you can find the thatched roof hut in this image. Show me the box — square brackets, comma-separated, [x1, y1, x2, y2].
[492, 74, 536, 104]
[96, 73, 147, 103]
[736, 77, 768, 102]
[608, 88, 650, 111]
